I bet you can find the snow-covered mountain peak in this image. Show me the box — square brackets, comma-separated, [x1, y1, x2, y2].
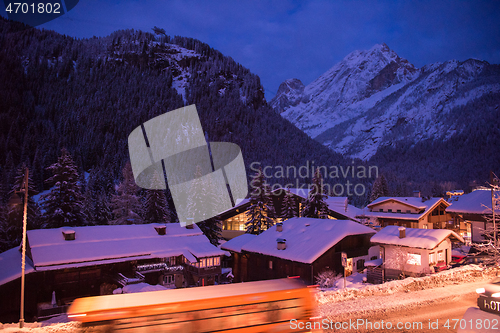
[274, 45, 500, 160]
[269, 78, 305, 113]
[277, 44, 418, 138]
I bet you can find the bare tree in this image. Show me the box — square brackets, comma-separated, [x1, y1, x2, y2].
[472, 175, 500, 268]
[315, 270, 342, 289]
[384, 246, 411, 279]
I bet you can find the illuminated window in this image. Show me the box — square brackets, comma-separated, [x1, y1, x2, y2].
[207, 258, 213, 267]
[429, 252, 435, 264]
[269, 260, 273, 269]
[214, 257, 220, 266]
[407, 253, 421, 266]
[201, 259, 206, 268]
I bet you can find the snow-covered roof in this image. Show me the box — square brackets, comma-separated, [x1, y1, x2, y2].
[314, 197, 361, 221]
[366, 197, 448, 220]
[446, 189, 500, 215]
[370, 226, 464, 250]
[217, 198, 250, 216]
[368, 197, 446, 210]
[27, 223, 224, 270]
[241, 217, 375, 264]
[325, 197, 348, 211]
[345, 204, 364, 218]
[220, 234, 257, 253]
[365, 258, 383, 267]
[0, 247, 35, 286]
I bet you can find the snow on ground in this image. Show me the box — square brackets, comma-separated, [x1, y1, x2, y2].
[317, 265, 498, 320]
[3, 265, 497, 331]
[113, 282, 169, 294]
[332, 272, 367, 290]
[0, 321, 80, 332]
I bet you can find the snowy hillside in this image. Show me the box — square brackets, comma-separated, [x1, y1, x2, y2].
[269, 78, 305, 114]
[275, 44, 500, 160]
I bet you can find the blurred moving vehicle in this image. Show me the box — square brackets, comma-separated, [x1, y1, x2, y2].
[68, 277, 317, 332]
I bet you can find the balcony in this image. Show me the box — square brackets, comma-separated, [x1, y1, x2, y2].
[113, 271, 145, 287]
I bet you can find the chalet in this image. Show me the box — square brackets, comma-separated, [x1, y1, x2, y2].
[0, 223, 224, 322]
[446, 188, 500, 243]
[368, 226, 464, 283]
[218, 187, 361, 240]
[364, 195, 455, 231]
[221, 217, 377, 284]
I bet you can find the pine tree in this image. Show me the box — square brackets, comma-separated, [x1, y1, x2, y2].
[110, 162, 143, 225]
[84, 169, 112, 225]
[40, 149, 86, 228]
[186, 166, 222, 245]
[143, 170, 170, 224]
[7, 164, 41, 230]
[370, 174, 390, 202]
[245, 168, 275, 234]
[281, 187, 298, 221]
[301, 168, 329, 219]
[0, 204, 13, 252]
[198, 217, 222, 246]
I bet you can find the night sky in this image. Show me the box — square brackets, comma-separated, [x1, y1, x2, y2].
[3, 0, 499, 99]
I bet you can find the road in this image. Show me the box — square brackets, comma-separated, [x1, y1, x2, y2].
[319, 281, 487, 333]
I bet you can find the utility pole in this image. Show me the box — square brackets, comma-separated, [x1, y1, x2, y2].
[20, 168, 28, 328]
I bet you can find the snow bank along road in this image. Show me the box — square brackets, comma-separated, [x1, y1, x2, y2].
[314, 265, 498, 332]
[318, 280, 486, 332]
[1, 266, 497, 332]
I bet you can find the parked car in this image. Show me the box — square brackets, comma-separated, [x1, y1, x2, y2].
[433, 261, 449, 272]
[475, 277, 500, 320]
[451, 254, 467, 264]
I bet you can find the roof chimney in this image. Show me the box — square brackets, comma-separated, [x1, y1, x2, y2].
[62, 229, 75, 241]
[398, 226, 406, 239]
[413, 191, 420, 198]
[155, 225, 167, 235]
[277, 238, 286, 250]
[276, 222, 283, 232]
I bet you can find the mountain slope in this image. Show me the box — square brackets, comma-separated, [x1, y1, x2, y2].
[0, 19, 369, 204]
[275, 44, 500, 161]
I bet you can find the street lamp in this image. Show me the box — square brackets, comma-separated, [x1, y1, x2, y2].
[8, 167, 29, 328]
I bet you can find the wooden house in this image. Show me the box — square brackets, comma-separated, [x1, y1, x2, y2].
[369, 226, 464, 282]
[222, 217, 377, 284]
[364, 195, 454, 230]
[0, 223, 224, 322]
[446, 188, 499, 243]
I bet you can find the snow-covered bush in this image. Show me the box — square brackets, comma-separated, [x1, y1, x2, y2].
[315, 270, 342, 289]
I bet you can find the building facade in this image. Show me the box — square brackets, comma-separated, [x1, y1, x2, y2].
[0, 223, 224, 322]
[369, 226, 464, 282]
[222, 217, 377, 284]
